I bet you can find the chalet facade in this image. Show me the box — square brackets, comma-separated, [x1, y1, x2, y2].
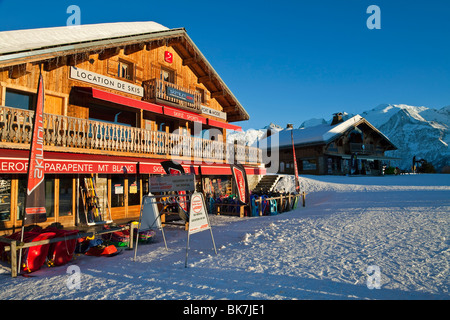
[0, 22, 264, 232]
[265, 113, 398, 176]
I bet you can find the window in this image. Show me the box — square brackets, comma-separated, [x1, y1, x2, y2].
[58, 177, 73, 217]
[17, 176, 55, 220]
[111, 176, 125, 208]
[118, 60, 133, 80]
[160, 67, 175, 83]
[302, 159, 317, 171]
[45, 179, 55, 218]
[128, 175, 140, 206]
[196, 87, 206, 103]
[5, 89, 34, 110]
[0, 176, 12, 222]
[89, 104, 136, 127]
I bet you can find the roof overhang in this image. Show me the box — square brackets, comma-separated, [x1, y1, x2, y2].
[324, 153, 402, 161]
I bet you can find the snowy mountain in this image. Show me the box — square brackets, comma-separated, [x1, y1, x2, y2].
[227, 104, 450, 172]
[362, 104, 449, 171]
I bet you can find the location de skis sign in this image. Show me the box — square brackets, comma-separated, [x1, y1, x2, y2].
[188, 192, 210, 234]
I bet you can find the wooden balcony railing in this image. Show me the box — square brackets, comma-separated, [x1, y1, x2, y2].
[0, 106, 262, 165]
[349, 143, 375, 154]
[142, 78, 202, 112]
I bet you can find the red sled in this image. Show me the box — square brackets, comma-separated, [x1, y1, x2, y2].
[1, 230, 56, 273]
[19, 231, 56, 273]
[45, 228, 79, 266]
[23, 232, 56, 273]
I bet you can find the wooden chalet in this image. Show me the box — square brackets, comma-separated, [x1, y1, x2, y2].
[264, 113, 398, 176]
[0, 22, 264, 232]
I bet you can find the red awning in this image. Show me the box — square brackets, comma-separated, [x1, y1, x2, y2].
[75, 87, 244, 132]
[163, 105, 207, 124]
[75, 87, 163, 114]
[0, 149, 263, 176]
[207, 119, 242, 131]
[138, 161, 263, 175]
[0, 156, 137, 174]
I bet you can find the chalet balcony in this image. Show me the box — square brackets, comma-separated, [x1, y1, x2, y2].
[0, 106, 262, 165]
[349, 143, 375, 154]
[142, 78, 202, 113]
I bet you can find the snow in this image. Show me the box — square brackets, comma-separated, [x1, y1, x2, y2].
[0, 174, 449, 300]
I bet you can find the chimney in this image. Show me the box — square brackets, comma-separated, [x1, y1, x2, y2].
[331, 112, 343, 125]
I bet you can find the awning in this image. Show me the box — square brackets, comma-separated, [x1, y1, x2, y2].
[207, 118, 242, 131]
[0, 149, 263, 176]
[75, 86, 163, 114]
[163, 105, 207, 124]
[75, 87, 243, 131]
[0, 151, 137, 174]
[138, 162, 264, 175]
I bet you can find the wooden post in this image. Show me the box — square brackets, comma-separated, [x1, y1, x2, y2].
[129, 222, 135, 249]
[239, 205, 244, 218]
[288, 194, 292, 210]
[216, 205, 221, 215]
[10, 240, 17, 278]
[302, 191, 306, 207]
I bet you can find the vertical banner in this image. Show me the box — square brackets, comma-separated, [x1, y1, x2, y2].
[24, 73, 46, 225]
[291, 129, 300, 193]
[161, 160, 188, 213]
[230, 163, 249, 205]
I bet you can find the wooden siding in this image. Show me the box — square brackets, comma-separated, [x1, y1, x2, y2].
[0, 43, 227, 125]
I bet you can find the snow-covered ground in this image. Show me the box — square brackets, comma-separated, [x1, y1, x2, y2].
[0, 174, 449, 300]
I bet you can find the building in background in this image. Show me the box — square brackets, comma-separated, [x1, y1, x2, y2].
[264, 113, 398, 176]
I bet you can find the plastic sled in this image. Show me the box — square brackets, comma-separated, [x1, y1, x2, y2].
[45, 228, 78, 266]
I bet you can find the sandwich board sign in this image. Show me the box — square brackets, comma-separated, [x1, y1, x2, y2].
[134, 193, 167, 261]
[185, 192, 217, 267]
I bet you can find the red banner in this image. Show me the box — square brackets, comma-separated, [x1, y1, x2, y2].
[230, 163, 249, 205]
[24, 73, 46, 225]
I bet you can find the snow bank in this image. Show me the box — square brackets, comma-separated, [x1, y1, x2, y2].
[0, 175, 448, 300]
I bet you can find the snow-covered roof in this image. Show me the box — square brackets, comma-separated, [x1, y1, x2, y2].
[265, 115, 366, 148]
[0, 21, 170, 55]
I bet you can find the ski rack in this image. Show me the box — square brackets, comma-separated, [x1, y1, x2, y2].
[79, 175, 112, 226]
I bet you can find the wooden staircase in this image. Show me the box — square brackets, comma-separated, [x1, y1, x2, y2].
[252, 175, 280, 193]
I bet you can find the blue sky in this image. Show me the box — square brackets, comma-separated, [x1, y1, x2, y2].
[1, 0, 449, 130]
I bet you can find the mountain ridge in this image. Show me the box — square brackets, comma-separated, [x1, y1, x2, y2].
[227, 104, 449, 172]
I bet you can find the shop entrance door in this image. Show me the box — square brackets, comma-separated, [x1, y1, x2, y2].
[110, 175, 141, 221]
